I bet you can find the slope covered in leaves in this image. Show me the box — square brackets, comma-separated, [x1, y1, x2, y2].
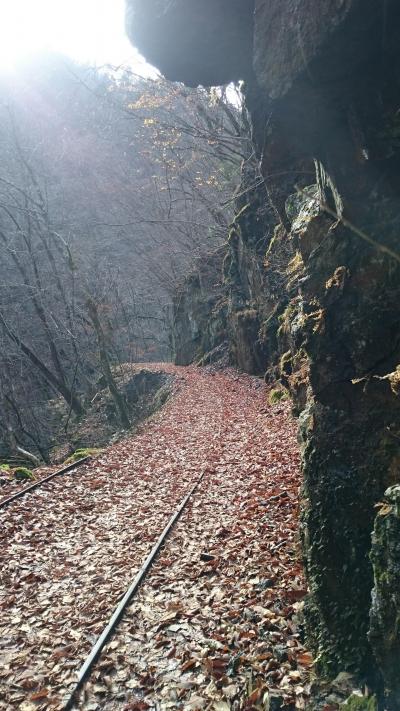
[0, 364, 309, 710]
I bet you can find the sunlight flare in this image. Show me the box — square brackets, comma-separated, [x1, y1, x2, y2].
[0, 0, 144, 71]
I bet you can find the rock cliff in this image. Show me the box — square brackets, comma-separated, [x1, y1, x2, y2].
[126, 1, 400, 706]
[171, 247, 227, 366]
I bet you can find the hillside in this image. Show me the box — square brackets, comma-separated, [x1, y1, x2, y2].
[0, 56, 242, 464]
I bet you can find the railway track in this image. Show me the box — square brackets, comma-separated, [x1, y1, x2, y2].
[0, 456, 92, 510]
[0, 366, 306, 710]
[64, 470, 205, 710]
[0, 453, 206, 710]
[0, 453, 207, 710]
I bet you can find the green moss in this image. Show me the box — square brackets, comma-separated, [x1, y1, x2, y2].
[0, 463, 10, 471]
[14, 467, 34, 481]
[340, 695, 377, 710]
[269, 387, 289, 405]
[64, 448, 102, 464]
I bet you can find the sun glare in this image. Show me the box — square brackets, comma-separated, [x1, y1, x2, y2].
[0, 0, 152, 73]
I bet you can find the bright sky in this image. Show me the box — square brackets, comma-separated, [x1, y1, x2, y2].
[0, 0, 155, 75]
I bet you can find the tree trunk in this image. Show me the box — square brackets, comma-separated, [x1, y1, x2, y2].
[0, 313, 84, 417]
[86, 296, 131, 429]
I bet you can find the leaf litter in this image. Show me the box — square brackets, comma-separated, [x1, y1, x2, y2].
[0, 364, 311, 710]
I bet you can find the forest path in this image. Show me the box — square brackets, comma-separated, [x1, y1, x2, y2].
[0, 364, 309, 711]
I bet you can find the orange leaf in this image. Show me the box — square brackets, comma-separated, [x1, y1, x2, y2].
[297, 652, 313, 667]
[247, 688, 262, 703]
[285, 589, 307, 602]
[181, 659, 196, 672]
[30, 689, 49, 700]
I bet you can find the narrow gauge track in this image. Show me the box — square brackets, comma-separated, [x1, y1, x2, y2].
[64, 471, 205, 710]
[1, 365, 291, 710]
[0, 456, 91, 510]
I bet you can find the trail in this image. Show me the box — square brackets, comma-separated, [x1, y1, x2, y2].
[0, 365, 309, 710]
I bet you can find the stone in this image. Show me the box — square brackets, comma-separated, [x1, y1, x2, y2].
[125, 0, 254, 87]
[171, 247, 227, 367]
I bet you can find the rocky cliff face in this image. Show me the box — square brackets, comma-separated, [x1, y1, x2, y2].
[125, 0, 254, 87]
[171, 248, 227, 367]
[126, 1, 400, 706]
[370, 484, 400, 711]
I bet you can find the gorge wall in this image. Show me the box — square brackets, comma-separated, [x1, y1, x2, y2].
[126, 2, 400, 707]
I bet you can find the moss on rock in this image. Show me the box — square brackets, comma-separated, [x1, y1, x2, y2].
[64, 448, 102, 464]
[14, 467, 34, 481]
[269, 387, 289, 405]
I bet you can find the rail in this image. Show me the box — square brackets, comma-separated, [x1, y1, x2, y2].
[0, 456, 92, 509]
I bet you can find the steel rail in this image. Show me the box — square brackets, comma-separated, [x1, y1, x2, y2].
[64, 469, 206, 711]
[0, 456, 91, 510]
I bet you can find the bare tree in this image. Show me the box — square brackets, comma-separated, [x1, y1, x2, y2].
[0, 55, 245, 461]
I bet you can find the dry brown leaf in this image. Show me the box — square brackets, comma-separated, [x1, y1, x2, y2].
[30, 688, 49, 700]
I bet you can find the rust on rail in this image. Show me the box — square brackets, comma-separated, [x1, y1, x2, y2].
[0, 456, 91, 509]
[64, 469, 206, 710]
